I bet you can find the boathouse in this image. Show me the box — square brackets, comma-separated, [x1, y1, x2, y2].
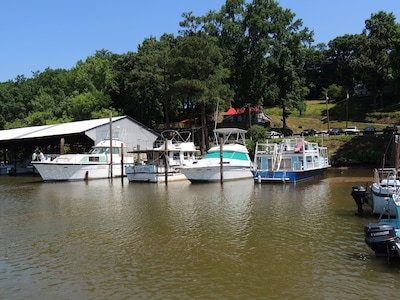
[0, 115, 159, 174]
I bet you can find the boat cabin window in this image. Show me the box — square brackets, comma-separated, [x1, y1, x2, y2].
[91, 147, 119, 154]
[89, 157, 101, 162]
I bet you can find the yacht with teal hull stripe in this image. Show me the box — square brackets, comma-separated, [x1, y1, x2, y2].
[179, 128, 253, 183]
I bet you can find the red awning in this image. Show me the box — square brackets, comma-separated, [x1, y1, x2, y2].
[225, 108, 237, 115]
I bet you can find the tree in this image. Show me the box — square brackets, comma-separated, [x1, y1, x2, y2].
[67, 90, 112, 121]
[72, 49, 119, 95]
[206, 0, 248, 107]
[322, 84, 347, 102]
[390, 27, 400, 96]
[326, 34, 362, 94]
[303, 43, 328, 99]
[256, 1, 311, 127]
[128, 34, 179, 128]
[206, 0, 312, 127]
[0, 76, 33, 129]
[170, 32, 233, 153]
[352, 11, 397, 109]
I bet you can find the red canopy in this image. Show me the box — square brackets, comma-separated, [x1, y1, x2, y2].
[225, 108, 237, 115]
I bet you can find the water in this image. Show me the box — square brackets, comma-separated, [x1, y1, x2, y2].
[1, 169, 400, 299]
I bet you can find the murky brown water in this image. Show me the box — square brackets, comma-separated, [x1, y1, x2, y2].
[1, 169, 400, 299]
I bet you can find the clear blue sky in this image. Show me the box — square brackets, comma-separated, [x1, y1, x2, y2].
[1, 0, 399, 82]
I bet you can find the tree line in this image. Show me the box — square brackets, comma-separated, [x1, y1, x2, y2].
[0, 0, 399, 151]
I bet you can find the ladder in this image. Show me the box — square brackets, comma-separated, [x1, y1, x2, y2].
[272, 144, 283, 170]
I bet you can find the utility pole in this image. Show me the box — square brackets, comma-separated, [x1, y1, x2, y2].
[326, 94, 330, 134]
[345, 92, 349, 129]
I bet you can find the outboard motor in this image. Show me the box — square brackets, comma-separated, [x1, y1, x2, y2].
[364, 223, 399, 258]
[351, 186, 368, 215]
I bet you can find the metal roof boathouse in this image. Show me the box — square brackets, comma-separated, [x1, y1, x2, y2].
[0, 115, 159, 175]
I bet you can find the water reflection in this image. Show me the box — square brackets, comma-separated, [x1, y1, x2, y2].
[1, 171, 400, 299]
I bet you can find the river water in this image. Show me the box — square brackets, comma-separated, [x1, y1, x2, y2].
[1, 169, 400, 299]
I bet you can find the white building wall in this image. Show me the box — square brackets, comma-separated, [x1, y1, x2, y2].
[85, 117, 158, 151]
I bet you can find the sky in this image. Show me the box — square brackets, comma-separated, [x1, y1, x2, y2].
[1, 0, 399, 82]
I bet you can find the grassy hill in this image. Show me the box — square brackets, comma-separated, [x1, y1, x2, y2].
[263, 96, 400, 167]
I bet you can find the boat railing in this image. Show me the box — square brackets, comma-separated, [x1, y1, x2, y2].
[374, 168, 398, 184]
[254, 142, 275, 154]
[161, 130, 192, 143]
[213, 128, 247, 146]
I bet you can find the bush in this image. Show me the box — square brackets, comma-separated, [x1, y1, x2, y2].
[322, 84, 347, 102]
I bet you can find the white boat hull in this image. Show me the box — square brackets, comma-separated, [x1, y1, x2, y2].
[180, 165, 252, 183]
[369, 169, 400, 216]
[32, 162, 125, 181]
[125, 165, 187, 183]
[370, 183, 398, 216]
[32, 139, 134, 181]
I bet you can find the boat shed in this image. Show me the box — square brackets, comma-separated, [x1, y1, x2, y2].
[0, 116, 159, 169]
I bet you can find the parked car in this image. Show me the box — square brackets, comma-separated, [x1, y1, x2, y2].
[344, 126, 360, 135]
[329, 128, 344, 135]
[316, 130, 328, 136]
[363, 126, 376, 135]
[270, 127, 293, 137]
[300, 129, 316, 136]
[383, 125, 398, 135]
[267, 131, 283, 139]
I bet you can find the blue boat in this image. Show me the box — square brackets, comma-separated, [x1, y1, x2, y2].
[252, 137, 330, 183]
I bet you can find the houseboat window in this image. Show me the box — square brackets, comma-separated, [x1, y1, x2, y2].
[281, 158, 292, 169]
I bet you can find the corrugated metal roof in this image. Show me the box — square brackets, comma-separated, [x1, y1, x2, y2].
[0, 116, 126, 141]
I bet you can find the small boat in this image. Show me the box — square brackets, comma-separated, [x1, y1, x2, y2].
[369, 168, 400, 216]
[179, 128, 253, 183]
[364, 193, 400, 258]
[32, 139, 134, 181]
[125, 130, 197, 183]
[252, 137, 330, 183]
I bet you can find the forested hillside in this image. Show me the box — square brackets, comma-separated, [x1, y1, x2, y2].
[0, 0, 399, 153]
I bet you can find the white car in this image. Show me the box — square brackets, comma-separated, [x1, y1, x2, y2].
[267, 131, 283, 139]
[315, 130, 328, 136]
[344, 126, 360, 135]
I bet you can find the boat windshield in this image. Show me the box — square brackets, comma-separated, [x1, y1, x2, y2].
[204, 151, 248, 160]
[91, 147, 119, 154]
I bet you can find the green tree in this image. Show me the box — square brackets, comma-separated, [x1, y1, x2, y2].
[202, 0, 248, 107]
[68, 90, 112, 121]
[207, 0, 312, 127]
[128, 34, 178, 128]
[73, 49, 119, 95]
[352, 11, 397, 109]
[326, 34, 362, 94]
[303, 43, 328, 99]
[259, 1, 311, 127]
[322, 84, 347, 102]
[171, 31, 233, 153]
[28, 68, 77, 123]
[390, 27, 400, 96]
[111, 51, 138, 117]
[0, 76, 33, 129]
